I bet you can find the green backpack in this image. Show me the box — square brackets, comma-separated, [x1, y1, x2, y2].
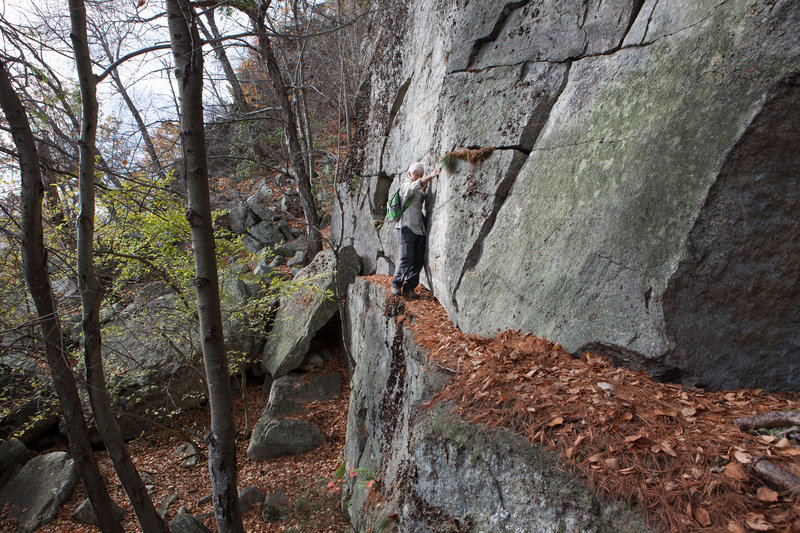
[386, 189, 415, 222]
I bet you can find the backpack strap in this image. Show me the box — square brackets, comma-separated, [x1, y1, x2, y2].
[401, 193, 415, 212]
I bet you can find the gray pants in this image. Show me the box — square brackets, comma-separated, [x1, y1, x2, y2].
[392, 227, 425, 293]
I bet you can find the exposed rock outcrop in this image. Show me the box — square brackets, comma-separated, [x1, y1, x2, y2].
[0, 451, 77, 532]
[334, 0, 800, 390]
[262, 246, 361, 377]
[343, 278, 650, 531]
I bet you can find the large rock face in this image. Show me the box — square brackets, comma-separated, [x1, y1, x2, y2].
[333, 0, 800, 390]
[0, 451, 77, 532]
[343, 278, 650, 532]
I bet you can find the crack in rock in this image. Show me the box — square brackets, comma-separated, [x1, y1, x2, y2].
[379, 76, 413, 176]
[465, 0, 533, 71]
[450, 63, 572, 312]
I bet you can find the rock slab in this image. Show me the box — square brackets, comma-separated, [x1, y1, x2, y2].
[0, 451, 77, 532]
[246, 417, 324, 461]
[261, 246, 360, 377]
[335, 0, 800, 390]
[343, 278, 651, 532]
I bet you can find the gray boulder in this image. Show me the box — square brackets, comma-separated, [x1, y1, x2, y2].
[343, 277, 651, 532]
[170, 513, 213, 533]
[274, 236, 307, 258]
[101, 293, 207, 439]
[261, 246, 360, 377]
[246, 195, 277, 223]
[246, 416, 324, 461]
[0, 354, 58, 447]
[261, 487, 287, 522]
[266, 372, 342, 417]
[276, 220, 294, 241]
[0, 438, 30, 490]
[238, 485, 264, 514]
[72, 497, 126, 527]
[286, 250, 307, 268]
[248, 221, 285, 247]
[0, 451, 77, 533]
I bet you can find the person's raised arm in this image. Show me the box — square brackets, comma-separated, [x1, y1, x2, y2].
[420, 168, 441, 189]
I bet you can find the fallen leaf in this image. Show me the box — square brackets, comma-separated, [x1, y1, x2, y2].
[723, 462, 749, 481]
[759, 435, 778, 444]
[745, 513, 773, 531]
[727, 520, 746, 533]
[547, 417, 564, 427]
[694, 507, 712, 527]
[620, 412, 633, 422]
[661, 440, 678, 457]
[681, 407, 697, 418]
[603, 457, 619, 470]
[756, 486, 779, 503]
[775, 437, 791, 449]
[734, 450, 753, 464]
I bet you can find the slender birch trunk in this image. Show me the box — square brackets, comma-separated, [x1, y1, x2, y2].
[0, 58, 125, 533]
[165, 0, 244, 530]
[69, 2, 168, 531]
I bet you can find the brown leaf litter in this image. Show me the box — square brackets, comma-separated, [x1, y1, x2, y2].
[365, 275, 800, 533]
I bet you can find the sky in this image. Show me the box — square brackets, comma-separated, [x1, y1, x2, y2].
[0, 0, 253, 193]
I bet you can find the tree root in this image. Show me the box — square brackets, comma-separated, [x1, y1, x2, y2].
[734, 411, 800, 432]
[752, 458, 800, 495]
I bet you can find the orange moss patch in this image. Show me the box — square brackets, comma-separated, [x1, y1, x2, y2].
[364, 275, 800, 533]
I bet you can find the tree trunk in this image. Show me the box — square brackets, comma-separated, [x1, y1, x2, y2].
[198, 9, 250, 115]
[69, 2, 169, 532]
[251, 8, 322, 258]
[99, 36, 168, 183]
[0, 58, 125, 533]
[165, 0, 244, 531]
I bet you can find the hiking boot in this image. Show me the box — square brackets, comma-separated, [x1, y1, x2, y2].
[391, 286, 402, 295]
[403, 290, 419, 299]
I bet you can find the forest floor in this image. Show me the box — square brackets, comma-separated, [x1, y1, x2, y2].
[14, 274, 800, 533]
[362, 276, 800, 533]
[38, 355, 352, 533]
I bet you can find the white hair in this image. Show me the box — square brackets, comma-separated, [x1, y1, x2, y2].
[408, 162, 425, 176]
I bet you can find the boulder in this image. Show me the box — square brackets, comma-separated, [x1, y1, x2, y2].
[238, 486, 264, 514]
[261, 246, 360, 377]
[334, 0, 800, 391]
[343, 278, 651, 532]
[276, 220, 294, 241]
[246, 195, 277, 223]
[265, 372, 343, 417]
[72, 497, 126, 527]
[261, 487, 287, 522]
[101, 293, 207, 439]
[274, 236, 307, 258]
[248, 221, 285, 248]
[246, 416, 324, 461]
[0, 451, 77, 533]
[286, 250, 307, 268]
[170, 513, 213, 533]
[0, 438, 30, 490]
[0, 353, 58, 447]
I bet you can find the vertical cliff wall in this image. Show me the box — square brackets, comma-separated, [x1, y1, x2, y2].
[333, 0, 800, 390]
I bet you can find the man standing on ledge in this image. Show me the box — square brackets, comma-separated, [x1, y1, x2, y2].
[392, 162, 441, 298]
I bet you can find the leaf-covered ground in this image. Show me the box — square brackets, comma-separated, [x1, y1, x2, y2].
[34, 355, 351, 533]
[10, 274, 800, 533]
[361, 275, 800, 533]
